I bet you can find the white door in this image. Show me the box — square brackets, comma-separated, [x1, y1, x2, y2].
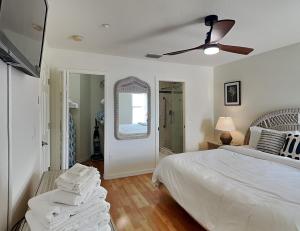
[40, 62, 50, 171]
[49, 69, 69, 170]
[49, 69, 65, 170]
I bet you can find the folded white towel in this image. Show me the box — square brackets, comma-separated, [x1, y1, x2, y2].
[98, 224, 111, 231]
[26, 208, 111, 231]
[67, 163, 91, 177]
[57, 210, 110, 231]
[28, 190, 110, 225]
[33, 204, 110, 230]
[61, 175, 101, 196]
[78, 223, 111, 231]
[79, 224, 111, 231]
[51, 184, 107, 206]
[55, 168, 100, 195]
[57, 165, 99, 185]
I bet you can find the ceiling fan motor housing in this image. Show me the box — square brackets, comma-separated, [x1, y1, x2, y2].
[205, 15, 218, 26]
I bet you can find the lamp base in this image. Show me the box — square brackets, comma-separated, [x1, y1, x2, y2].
[220, 131, 232, 145]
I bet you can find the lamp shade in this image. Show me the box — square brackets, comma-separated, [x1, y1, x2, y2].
[215, 117, 235, 132]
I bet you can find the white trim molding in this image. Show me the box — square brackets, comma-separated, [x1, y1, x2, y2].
[59, 70, 108, 175]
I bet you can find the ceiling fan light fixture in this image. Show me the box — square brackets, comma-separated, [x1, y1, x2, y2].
[161, 15, 253, 57]
[101, 24, 110, 29]
[204, 44, 220, 55]
[69, 35, 84, 42]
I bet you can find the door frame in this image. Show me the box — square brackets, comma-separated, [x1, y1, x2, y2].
[61, 70, 68, 169]
[155, 78, 186, 165]
[40, 62, 51, 172]
[61, 69, 107, 172]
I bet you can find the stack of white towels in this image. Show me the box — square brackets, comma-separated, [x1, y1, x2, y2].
[25, 163, 111, 231]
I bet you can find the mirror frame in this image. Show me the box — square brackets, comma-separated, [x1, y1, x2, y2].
[114, 76, 151, 140]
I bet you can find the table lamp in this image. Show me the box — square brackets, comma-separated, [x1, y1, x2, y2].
[215, 117, 235, 145]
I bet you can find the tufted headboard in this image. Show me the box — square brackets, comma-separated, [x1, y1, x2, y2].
[244, 108, 300, 145]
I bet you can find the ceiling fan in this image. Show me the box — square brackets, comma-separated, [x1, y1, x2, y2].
[163, 15, 254, 56]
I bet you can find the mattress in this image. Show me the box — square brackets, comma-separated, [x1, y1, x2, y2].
[119, 123, 147, 134]
[152, 146, 300, 231]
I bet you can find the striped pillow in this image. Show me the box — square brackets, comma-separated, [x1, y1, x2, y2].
[256, 130, 286, 155]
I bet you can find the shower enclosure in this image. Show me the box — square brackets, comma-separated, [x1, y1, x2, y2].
[159, 81, 184, 156]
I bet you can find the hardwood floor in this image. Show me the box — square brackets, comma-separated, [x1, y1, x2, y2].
[84, 160, 206, 231]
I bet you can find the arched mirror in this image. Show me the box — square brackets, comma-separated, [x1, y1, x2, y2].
[114, 77, 151, 140]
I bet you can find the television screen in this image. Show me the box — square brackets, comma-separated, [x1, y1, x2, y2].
[0, 0, 47, 77]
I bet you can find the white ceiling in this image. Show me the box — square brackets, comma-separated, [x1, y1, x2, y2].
[46, 0, 300, 66]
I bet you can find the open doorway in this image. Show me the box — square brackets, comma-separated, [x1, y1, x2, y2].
[159, 81, 185, 160]
[67, 72, 105, 174]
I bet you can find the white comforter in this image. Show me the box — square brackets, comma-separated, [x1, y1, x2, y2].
[152, 146, 300, 231]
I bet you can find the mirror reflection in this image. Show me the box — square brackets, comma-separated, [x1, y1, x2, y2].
[119, 93, 148, 135]
[115, 77, 151, 140]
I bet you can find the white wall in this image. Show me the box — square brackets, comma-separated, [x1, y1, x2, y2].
[46, 48, 214, 179]
[69, 73, 81, 103]
[214, 42, 300, 144]
[9, 67, 42, 227]
[0, 61, 9, 231]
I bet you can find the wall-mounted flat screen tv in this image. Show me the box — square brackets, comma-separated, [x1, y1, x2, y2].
[0, 0, 48, 77]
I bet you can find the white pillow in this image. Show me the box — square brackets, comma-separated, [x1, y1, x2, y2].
[249, 126, 288, 148]
[249, 126, 263, 148]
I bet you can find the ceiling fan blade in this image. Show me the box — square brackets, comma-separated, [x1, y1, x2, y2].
[210, 20, 235, 43]
[163, 45, 205, 56]
[218, 44, 254, 55]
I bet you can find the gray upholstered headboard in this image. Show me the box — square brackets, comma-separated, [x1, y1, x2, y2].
[244, 108, 300, 145]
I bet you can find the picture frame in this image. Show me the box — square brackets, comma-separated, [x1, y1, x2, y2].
[224, 81, 241, 106]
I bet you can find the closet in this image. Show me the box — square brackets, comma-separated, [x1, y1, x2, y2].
[68, 73, 105, 166]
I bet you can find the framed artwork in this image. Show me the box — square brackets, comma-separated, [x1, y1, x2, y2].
[224, 81, 241, 106]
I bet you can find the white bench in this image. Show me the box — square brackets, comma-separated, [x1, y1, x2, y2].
[19, 171, 115, 230]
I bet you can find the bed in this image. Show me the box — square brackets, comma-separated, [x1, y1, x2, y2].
[152, 108, 300, 231]
[119, 123, 147, 135]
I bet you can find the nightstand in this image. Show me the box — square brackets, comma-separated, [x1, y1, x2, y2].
[207, 140, 241, 150]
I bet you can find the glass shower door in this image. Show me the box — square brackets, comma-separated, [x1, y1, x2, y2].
[159, 81, 184, 154]
[170, 91, 183, 153]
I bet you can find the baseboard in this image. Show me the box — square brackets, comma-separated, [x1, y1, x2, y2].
[104, 168, 154, 180]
